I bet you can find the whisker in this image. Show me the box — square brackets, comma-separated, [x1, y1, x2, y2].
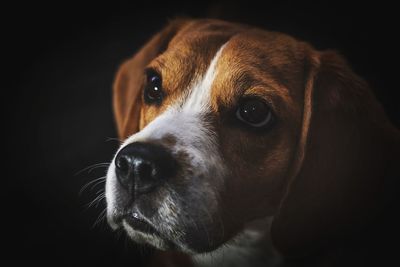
[79, 176, 106, 195]
[92, 208, 107, 229]
[75, 163, 110, 176]
[95, 196, 106, 209]
[95, 188, 105, 195]
[87, 165, 109, 174]
[89, 179, 107, 192]
[87, 193, 105, 209]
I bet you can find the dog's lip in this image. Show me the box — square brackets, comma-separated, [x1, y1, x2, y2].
[112, 210, 179, 250]
[123, 212, 158, 235]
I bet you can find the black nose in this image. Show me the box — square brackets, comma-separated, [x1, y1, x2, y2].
[114, 142, 177, 197]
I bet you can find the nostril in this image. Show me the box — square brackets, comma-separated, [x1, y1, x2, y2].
[116, 155, 130, 174]
[136, 161, 156, 181]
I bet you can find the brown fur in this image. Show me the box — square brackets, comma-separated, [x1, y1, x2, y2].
[112, 18, 400, 266]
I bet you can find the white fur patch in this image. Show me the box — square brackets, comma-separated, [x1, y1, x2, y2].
[105, 160, 119, 229]
[183, 43, 226, 112]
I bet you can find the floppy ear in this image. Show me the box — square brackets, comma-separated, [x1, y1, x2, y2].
[113, 19, 189, 139]
[271, 50, 398, 257]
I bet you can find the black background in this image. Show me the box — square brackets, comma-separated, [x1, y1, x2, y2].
[5, 1, 399, 266]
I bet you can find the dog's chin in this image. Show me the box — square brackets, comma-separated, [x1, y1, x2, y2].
[121, 219, 178, 250]
[110, 214, 189, 252]
[110, 213, 225, 254]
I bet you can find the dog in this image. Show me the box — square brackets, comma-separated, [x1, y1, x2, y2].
[105, 19, 400, 266]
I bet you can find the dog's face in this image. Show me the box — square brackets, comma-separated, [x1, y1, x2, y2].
[106, 20, 307, 253]
[105, 19, 388, 255]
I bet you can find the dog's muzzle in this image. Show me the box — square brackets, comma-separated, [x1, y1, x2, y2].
[106, 109, 227, 252]
[109, 142, 179, 238]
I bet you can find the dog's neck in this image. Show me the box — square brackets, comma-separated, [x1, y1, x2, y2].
[192, 217, 282, 267]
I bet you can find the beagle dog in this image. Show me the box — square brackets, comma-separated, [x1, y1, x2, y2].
[105, 19, 400, 266]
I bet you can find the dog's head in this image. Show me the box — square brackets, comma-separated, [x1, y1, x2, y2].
[105, 19, 393, 256]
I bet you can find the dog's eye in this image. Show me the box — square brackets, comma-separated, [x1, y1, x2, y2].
[236, 98, 274, 128]
[144, 70, 163, 105]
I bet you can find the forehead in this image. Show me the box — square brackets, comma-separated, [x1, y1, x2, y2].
[148, 21, 308, 114]
[212, 32, 308, 114]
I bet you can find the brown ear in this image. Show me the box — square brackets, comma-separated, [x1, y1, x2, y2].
[113, 18, 189, 139]
[271, 50, 397, 257]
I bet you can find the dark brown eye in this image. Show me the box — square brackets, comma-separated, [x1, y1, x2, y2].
[236, 98, 274, 128]
[144, 70, 163, 105]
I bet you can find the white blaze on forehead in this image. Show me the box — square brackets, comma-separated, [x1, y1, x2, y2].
[183, 43, 227, 112]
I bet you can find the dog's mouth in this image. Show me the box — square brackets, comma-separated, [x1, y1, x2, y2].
[123, 212, 157, 235]
[112, 210, 179, 250]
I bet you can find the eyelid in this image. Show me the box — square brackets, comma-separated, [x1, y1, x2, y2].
[240, 93, 275, 112]
[144, 67, 162, 81]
